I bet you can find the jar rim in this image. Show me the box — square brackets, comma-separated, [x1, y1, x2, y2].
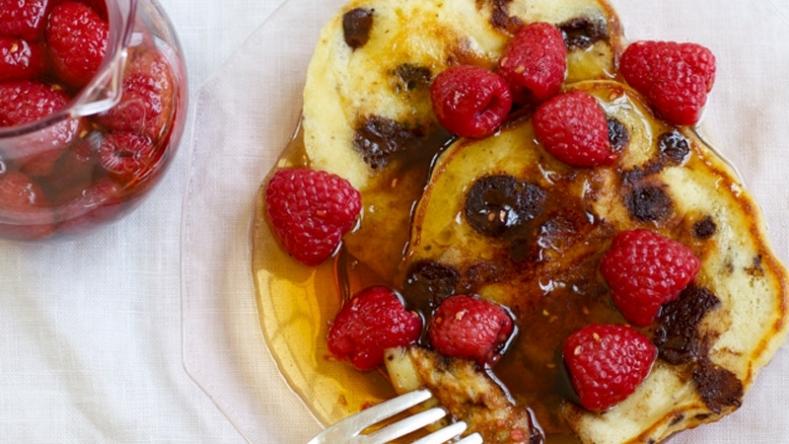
[0, 0, 139, 139]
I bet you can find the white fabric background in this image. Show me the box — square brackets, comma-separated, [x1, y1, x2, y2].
[1, 0, 788, 443]
[0, 0, 284, 442]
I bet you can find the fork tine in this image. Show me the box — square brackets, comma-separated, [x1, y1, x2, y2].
[341, 389, 432, 433]
[410, 421, 468, 444]
[365, 407, 447, 444]
[456, 432, 483, 444]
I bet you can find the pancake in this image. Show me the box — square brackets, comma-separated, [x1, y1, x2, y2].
[395, 80, 789, 443]
[302, 0, 624, 279]
[385, 346, 543, 443]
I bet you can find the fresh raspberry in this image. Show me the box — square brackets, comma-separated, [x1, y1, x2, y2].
[620, 41, 716, 126]
[46, 2, 108, 88]
[0, 38, 46, 81]
[564, 324, 657, 412]
[0, 0, 48, 40]
[97, 50, 176, 140]
[97, 131, 158, 183]
[533, 91, 617, 167]
[430, 65, 512, 139]
[499, 23, 567, 104]
[600, 229, 701, 326]
[0, 80, 70, 126]
[265, 168, 361, 266]
[428, 295, 514, 365]
[50, 0, 108, 20]
[0, 81, 78, 176]
[328, 286, 422, 371]
[0, 171, 53, 240]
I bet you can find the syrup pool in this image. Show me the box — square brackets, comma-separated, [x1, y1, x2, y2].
[250, 119, 623, 443]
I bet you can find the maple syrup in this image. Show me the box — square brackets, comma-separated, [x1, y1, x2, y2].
[252, 118, 613, 443]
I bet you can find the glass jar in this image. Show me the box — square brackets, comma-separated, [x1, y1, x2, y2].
[0, 0, 187, 240]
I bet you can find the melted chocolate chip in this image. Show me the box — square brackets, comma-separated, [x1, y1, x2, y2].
[465, 175, 546, 237]
[693, 361, 743, 413]
[343, 8, 374, 49]
[607, 117, 629, 153]
[625, 185, 673, 222]
[693, 216, 717, 239]
[654, 285, 721, 364]
[353, 116, 423, 169]
[488, 0, 522, 32]
[670, 414, 685, 426]
[558, 17, 609, 50]
[394, 64, 432, 91]
[621, 162, 665, 186]
[659, 130, 691, 164]
[404, 261, 459, 310]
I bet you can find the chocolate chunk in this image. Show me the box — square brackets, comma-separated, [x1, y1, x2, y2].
[343, 8, 374, 49]
[607, 117, 629, 153]
[394, 64, 432, 91]
[693, 216, 717, 239]
[353, 116, 423, 169]
[654, 285, 721, 364]
[659, 130, 691, 164]
[404, 261, 459, 310]
[488, 0, 522, 32]
[465, 175, 546, 237]
[670, 414, 685, 426]
[625, 185, 672, 222]
[621, 161, 665, 186]
[559, 17, 609, 50]
[693, 361, 743, 413]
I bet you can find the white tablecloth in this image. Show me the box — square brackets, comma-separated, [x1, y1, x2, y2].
[0, 1, 283, 442]
[1, 0, 788, 443]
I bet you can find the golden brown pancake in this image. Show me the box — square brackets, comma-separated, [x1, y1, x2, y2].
[395, 80, 788, 443]
[303, 0, 623, 280]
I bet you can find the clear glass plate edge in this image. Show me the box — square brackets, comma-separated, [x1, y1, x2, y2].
[179, 0, 344, 442]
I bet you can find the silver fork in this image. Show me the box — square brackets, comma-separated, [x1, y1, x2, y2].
[307, 389, 483, 444]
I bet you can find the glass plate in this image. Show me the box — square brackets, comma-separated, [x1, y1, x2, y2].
[182, 0, 789, 443]
[181, 0, 346, 442]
